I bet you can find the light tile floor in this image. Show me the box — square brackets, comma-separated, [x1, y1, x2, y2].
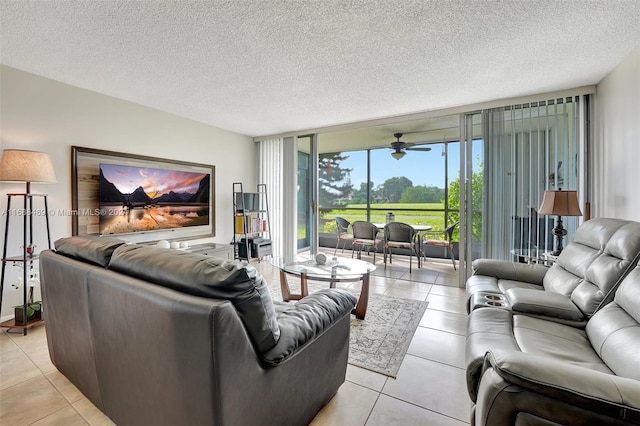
[0, 249, 470, 425]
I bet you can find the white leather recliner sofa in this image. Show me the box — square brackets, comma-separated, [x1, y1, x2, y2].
[465, 218, 640, 425]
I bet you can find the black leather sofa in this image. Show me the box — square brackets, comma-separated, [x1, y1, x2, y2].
[40, 236, 356, 426]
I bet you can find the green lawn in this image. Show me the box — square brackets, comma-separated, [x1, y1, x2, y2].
[320, 203, 450, 232]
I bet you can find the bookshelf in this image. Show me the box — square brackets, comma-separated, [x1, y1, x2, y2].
[232, 183, 272, 261]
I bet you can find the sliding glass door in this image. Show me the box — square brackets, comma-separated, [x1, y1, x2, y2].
[459, 112, 484, 282]
[297, 135, 315, 251]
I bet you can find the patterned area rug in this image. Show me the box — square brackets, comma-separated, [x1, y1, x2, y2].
[348, 294, 428, 378]
[267, 280, 427, 378]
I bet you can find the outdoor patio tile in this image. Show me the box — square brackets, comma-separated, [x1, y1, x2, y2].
[422, 258, 457, 271]
[371, 267, 406, 279]
[400, 268, 440, 283]
[435, 274, 461, 286]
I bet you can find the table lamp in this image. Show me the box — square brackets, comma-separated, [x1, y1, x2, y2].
[538, 188, 582, 256]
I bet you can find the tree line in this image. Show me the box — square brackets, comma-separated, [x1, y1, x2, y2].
[319, 153, 444, 206]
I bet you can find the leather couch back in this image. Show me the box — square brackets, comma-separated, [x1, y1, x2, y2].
[586, 266, 640, 380]
[53, 236, 281, 353]
[109, 244, 280, 353]
[40, 248, 253, 425]
[543, 218, 640, 317]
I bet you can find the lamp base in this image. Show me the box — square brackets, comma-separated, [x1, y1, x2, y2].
[551, 216, 567, 256]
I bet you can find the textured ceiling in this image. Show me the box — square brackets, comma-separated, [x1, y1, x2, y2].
[1, 1, 639, 139]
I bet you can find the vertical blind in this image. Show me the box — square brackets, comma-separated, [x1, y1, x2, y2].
[259, 138, 284, 258]
[482, 97, 579, 260]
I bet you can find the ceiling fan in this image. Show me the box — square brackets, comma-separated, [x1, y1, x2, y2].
[389, 133, 432, 160]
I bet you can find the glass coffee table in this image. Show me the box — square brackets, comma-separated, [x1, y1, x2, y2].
[271, 255, 376, 319]
[510, 249, 557, 266]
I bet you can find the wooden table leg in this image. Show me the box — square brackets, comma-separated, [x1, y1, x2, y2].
[300, 273, 309, 298]
[353, 272, 370, 320]
[279, 270, 291, 301]
[279, 270, 304, 301]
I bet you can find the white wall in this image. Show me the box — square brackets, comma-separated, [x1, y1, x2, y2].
[593, 46, 640, 221]
[0, 65, 256, 319]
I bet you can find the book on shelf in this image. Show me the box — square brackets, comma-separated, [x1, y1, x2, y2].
[234, 215, 245, 233]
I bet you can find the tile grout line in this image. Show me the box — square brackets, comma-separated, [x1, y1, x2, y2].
[362, 390, 383, 426]
[373, 393, 469, 425]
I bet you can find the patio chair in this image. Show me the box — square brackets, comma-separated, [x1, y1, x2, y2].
[423, 221, 459, 270]
[350, 221, 381, 263]
[334, 217, 353, 255]
[383, 222, 420, 271]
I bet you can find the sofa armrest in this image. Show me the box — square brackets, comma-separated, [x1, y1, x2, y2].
[472, 259, 548, 284]
[479, 350, 640, 423]
[504, 288, 585, 322]
[261, 289, 356, 366]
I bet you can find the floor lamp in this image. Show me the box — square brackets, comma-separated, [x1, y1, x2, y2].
[0, 149, 56, 334]
[538, 188, 582, 256]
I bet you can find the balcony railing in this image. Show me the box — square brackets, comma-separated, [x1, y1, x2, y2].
[319, 205, 453, 232]
[318, 205, 459, 260]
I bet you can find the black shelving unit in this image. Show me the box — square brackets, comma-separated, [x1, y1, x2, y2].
[232, 183, 272, 261]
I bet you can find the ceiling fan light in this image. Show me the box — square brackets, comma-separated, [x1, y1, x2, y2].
[391, 151, 406, 160]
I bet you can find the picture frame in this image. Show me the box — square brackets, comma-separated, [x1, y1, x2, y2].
[71, 146, 215, 241]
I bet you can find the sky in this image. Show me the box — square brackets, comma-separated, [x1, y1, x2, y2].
[336, 142, 479, 189]
[100, 163, 206, 196]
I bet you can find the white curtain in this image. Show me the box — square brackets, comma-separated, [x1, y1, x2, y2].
[259, 138, 284, 258]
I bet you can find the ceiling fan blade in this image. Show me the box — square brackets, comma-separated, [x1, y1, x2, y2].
[389, 134, 431, 152]
[404, 140, 431, 147]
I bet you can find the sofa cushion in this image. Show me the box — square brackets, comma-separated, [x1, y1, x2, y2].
[54, 236, 127, 267]
[570, 221, 640, 314]
[586, 267, 640, 380]
[466, 307, 613, 401]
[467, 218, 640, 319]
[108, 244, 280, 353]
[262, 289, 356, 366]
[505, 288, 584, 322]
[544, 219, 640, 312]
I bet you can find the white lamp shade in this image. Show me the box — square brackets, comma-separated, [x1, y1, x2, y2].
[391, 151, 406, 160]
[0, 149, 57, 183]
